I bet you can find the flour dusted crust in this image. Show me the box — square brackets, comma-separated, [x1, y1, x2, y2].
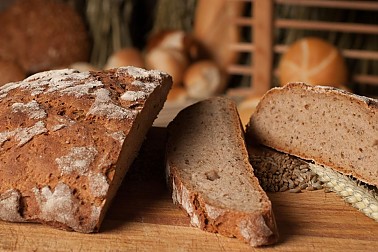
[166, 97, 278, 247]
[0, 67, 172, 232]
[246, 82, 378, 187]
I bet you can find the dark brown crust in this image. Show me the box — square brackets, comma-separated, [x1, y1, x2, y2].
[0, 67, 172, 232]
[166, 97, 278, 247]
[246, 82, 378, 186]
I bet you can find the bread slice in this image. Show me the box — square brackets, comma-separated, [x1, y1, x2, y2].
[0, 67, 172, 232]
[166, 97, 278, 247]
[246, 83, 378, 187]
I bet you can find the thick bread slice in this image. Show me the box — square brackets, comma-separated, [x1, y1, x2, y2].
[246, 83, 378, 187]
[166, 97, 278, 247]
[0, 67, 172, 232]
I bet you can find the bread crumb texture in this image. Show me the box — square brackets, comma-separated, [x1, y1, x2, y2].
[166, 97, 278, 247]
[247, 83, 378, 187]
[0, 66, 170, 232]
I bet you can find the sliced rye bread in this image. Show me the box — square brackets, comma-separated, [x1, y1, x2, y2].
[246, 83, 378, 187]
[0, 67, 172, 232]
[166, 97, 278, 247]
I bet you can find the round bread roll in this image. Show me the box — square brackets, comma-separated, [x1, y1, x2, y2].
[147, 30, 186, 51]
[278, 37, 348, 87]
[183, 60, 224, 99]
[104, 47, 145, 70]
[145, 47, 189, 86]
[166, 86, 188, 104]
[69, 62, 100, 72]
[0, 59, 25, 86]
[0, 0, 90, 74]
[146, 30, 199, 61]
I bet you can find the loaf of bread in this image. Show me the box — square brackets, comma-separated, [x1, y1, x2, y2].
[0, 0, 90, 73]
[278, 37, 348, 87]
[0, 66, 172, 232]
[166, 97, 278, 247]
[246, 83, 378, 187]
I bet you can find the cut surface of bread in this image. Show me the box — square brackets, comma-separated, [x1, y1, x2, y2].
[0, 67, 172, 232]
[166, 97, 278, 247]
[246, 83, 378, 187]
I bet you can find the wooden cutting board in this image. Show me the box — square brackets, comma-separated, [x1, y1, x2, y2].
[0, 104, 377, 251]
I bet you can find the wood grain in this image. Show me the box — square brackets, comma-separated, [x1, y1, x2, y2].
[1, 112, 377, 251]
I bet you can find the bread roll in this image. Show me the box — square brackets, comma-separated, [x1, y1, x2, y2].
[166, 97, 278, 247]
[146, 30, 199, 61]
[0, 0, 90, 73]
[166, 86, 188, 104]
[0, 67, 172, 232]
[69, 62, 100, 72]
[183, 60, 224, 99]
[0, 59, 25, 86]
[278, 37, 348, 87]
[145, 47, 189, 86]
[104, 48, 145, 70]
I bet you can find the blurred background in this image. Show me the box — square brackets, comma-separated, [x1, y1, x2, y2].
[0, 0, 377, 116]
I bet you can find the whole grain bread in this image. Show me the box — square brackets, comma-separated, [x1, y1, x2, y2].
[166, 97, 278, 247]
[0, 66, 172, 232]
[246, 83, 378, 187]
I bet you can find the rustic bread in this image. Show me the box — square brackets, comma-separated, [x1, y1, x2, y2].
[0, 66, 172, 232]
[0, 0, 90, 73]
[246, 83, 378, 187]
[166, 97, 278, 247]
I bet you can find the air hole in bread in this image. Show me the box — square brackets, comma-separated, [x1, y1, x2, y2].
[57, 110, 66, 116]
[205, 170, 220, 181]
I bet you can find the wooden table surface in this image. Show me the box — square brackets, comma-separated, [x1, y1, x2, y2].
[0, 102, 377, 252]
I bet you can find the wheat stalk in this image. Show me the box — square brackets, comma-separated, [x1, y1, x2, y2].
[309, 163, 378, 222]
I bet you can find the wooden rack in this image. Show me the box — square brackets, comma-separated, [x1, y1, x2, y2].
[228, 0, 378, 95]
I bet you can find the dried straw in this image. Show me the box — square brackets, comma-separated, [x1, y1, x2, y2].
[152, 0, 197, 33]
[85, 0, 132, 68]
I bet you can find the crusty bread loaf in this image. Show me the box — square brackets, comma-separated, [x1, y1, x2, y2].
[246, 83, 378, 187]
[278, 37, 348, 87]
[166, 97, 278, 247]
[0, 0, 90, 73]
[0, 66, 172, 232]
